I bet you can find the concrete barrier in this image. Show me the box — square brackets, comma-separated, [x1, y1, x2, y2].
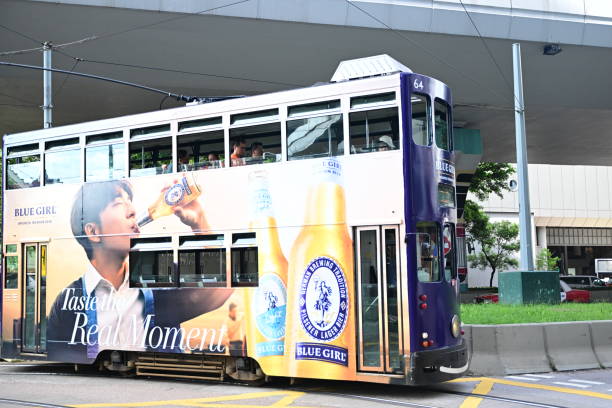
[590, 320, 612, 368]
[543, 322, 600, 371]
[465, 320, 612, 376]
[496, 324, 551, 374]
[467, 325, 504, 376]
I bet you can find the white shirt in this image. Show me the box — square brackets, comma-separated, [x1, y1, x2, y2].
[83, 263, 146, 351]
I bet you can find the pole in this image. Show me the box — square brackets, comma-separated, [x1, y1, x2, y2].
[512, 43, 534, 271]
[43, 42, 52, 128]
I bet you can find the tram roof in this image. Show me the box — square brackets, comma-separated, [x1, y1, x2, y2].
[3, 73, 413, 147]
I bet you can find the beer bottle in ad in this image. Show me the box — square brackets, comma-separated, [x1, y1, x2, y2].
[285, 157, 355, 379]
[137, 172, 201, 227]
[246, 171, 289, 376]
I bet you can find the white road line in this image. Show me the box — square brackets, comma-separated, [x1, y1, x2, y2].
[553, 382, 590, 388]
[568, 379, 605, 385]
[505, 376, 540, 381]
[524, 374, 555, 379]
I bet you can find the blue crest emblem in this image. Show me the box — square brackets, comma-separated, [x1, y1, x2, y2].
[253, 274, 287, 356]
[299, 256, 348, 342]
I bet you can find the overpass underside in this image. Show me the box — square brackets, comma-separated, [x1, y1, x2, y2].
[1, 0, 612, 165]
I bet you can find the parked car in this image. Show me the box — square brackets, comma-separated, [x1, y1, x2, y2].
[560, 275, 599, 289]
[473, 293, 498, 304]
[473, 281, 590, 303]
[594, 277, 612, 287]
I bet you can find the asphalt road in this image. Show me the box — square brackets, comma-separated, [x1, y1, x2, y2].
[0, 362, 611, 408]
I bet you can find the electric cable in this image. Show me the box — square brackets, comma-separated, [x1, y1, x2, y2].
[0, 61, 243, 103]
[53, 60, 80, 98]
[458, 0, 522, 111]
[344, 0, 516, 109]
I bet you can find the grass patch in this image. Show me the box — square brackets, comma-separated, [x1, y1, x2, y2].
[461, 302, 612, 325]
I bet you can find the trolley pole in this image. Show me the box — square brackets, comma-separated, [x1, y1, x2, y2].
[43, 41, 53, 128]
[512, 43, 534, 271]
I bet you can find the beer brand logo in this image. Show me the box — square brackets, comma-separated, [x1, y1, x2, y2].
[253, 274, 287, 341]
[164, 184, 185, 206]
[298, 256, 348, 342]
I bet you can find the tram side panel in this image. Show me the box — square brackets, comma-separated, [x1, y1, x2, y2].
[1, 154, 405, 382]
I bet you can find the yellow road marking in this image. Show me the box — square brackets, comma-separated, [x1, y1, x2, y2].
[70, 390, 316, 408]
[451, 377, 612, 400]
[458, 380, 494, 408]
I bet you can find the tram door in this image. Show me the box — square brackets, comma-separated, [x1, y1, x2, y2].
[355, 226, 402, 373]
[21, 243, 47, 354]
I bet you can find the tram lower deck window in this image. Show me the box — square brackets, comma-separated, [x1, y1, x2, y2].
[129, 238, 174, 287]
[4, 255, 18, 289]
[179, 248, 227, 287]
[416, 222, 441, 282]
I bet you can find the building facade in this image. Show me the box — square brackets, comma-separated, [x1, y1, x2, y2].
[468, 164, 612, 287]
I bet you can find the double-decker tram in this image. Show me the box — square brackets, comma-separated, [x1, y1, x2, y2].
[1, 55, 467, 385]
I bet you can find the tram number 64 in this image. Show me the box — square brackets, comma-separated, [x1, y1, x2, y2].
[413, 79, 424, 90]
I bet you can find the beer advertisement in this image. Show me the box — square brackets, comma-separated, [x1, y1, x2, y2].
[2, 155, 404, 380]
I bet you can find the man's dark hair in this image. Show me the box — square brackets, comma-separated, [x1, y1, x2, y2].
[250, 142, 263, 150]
[70, 180, 133, 260]
[232, 138, 246, 148]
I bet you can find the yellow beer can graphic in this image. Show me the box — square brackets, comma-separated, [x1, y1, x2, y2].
[285, 157, 355, 379]
[246, 171, 289, 376]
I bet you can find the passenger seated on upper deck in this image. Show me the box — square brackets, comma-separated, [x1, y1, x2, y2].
[178, 149, 191, 171]
[376, 135, 396, 151]
[250, 142, 263, 159]
[230, 138, 247, 166]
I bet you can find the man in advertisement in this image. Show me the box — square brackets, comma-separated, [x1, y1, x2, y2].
[47, 180, 232, 362]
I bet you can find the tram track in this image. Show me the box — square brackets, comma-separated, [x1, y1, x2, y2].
[0, 398, 73, 408]
[295, 386, 572, 408]
[0, 364, 577, 408]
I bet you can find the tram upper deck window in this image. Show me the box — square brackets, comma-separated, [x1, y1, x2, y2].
[6, 143, 41, 189]
[129, 237, 174, 287]
[45, 138, 81, 185]
[416, 222, 441, 282]
[229, 110, 281, 167]
[85, 131, 125, 182]
[178, 235, 226, 287]
[286, 100, 343, 160]
[349, 104, 399, 154]
[178, 126, 224, 171]
[129, 125, 172, 177]
[434, 99, 451, 151]
[411, 94, 431, 146]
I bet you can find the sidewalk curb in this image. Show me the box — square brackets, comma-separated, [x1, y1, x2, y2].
[464, 320, 612, 376]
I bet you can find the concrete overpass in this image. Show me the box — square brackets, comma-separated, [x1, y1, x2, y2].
[1, 0, 612, 164]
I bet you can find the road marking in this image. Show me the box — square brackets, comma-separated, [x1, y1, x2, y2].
[505, 376, 539, 381]
[524, 374, 554, 379]
[459, 380, 494, 408]
[71, 391, 314, 408]
[553, 382, 590, 389]
[451, 377, 612, 400]
[569, 379, 605, 385]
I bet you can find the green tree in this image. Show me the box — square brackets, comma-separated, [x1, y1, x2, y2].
[468, 162, 516, 202]
[535, 248, 560, 271]
[464, 162, 517, 287]
[465, 203, 520, 287]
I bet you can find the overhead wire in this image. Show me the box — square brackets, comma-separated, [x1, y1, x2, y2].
[53, 59, 80, 98]
[0, 61, 242, 103]
[344, 0, 516, 109]
[0, 0, 299, 94]
[457, 0, 522, 111]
